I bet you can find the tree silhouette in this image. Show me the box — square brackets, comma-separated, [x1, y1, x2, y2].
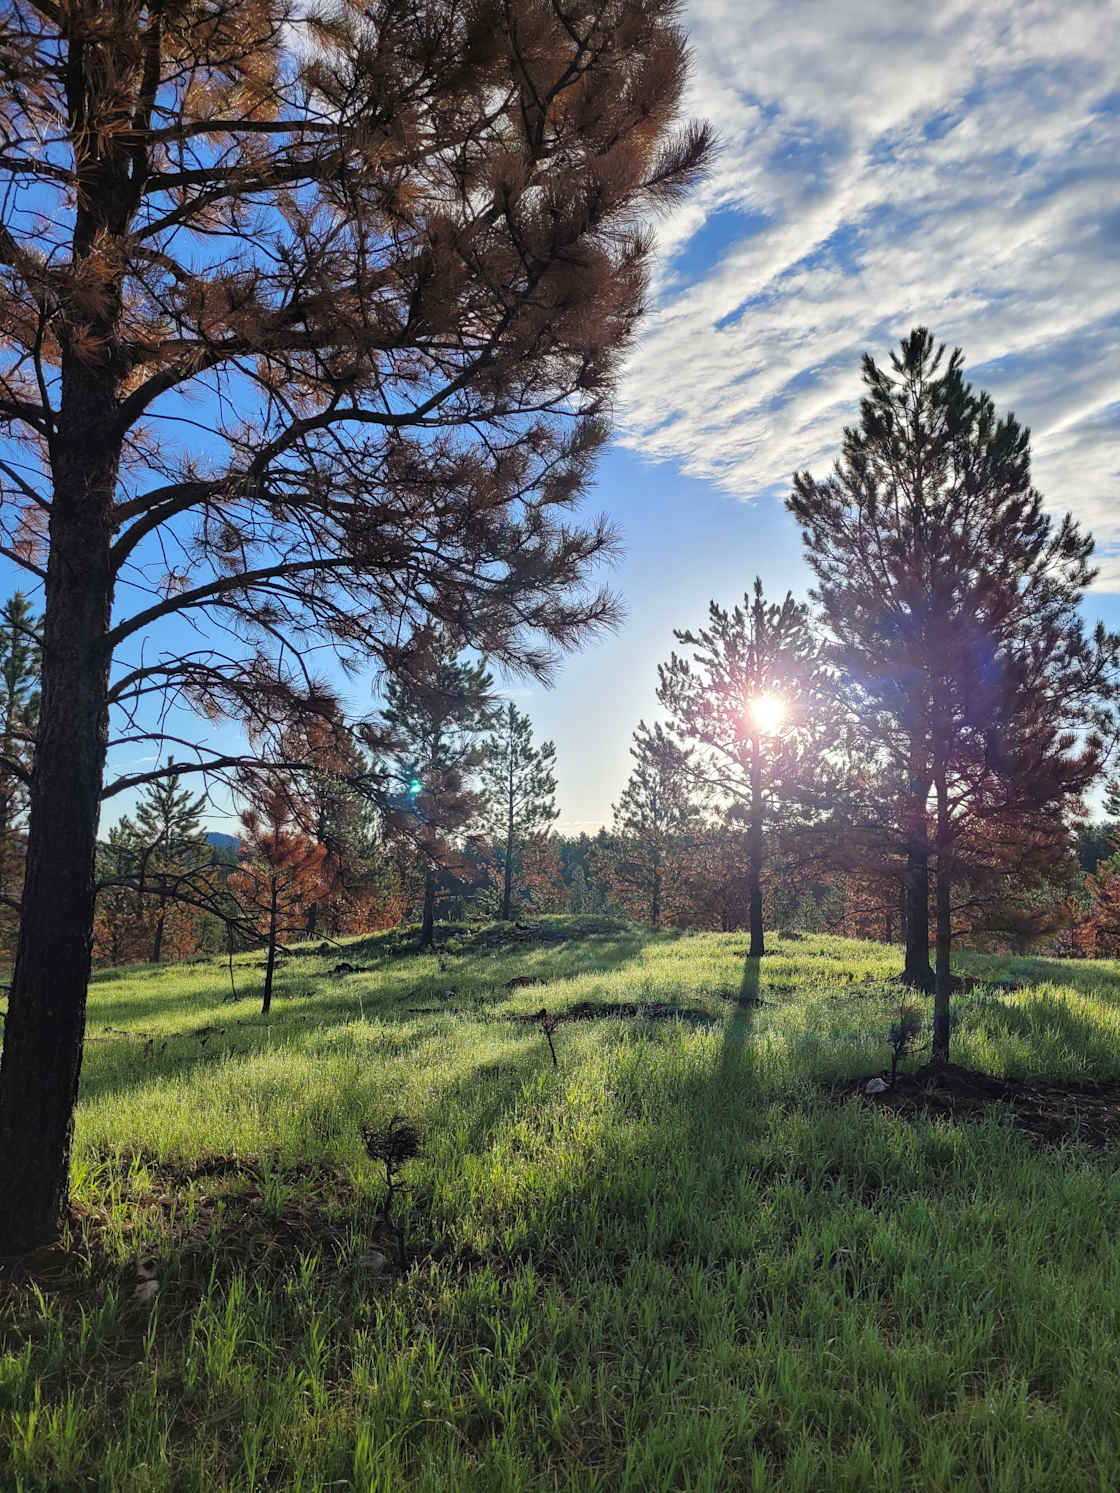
[658, 579, 837, 956]
[790, 329, 1119, 1058]
[0, 0, 709, 1250]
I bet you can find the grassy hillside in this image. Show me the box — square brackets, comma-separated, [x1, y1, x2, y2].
[4, 922, 1120, 1491]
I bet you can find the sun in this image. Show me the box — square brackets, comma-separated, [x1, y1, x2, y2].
[747, 693, 786, 734]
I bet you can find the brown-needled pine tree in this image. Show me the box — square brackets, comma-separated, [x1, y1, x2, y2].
[0, 0, 710, 1253]
[789, 329, 1119, 1060]
[229, 775, 330, 1014]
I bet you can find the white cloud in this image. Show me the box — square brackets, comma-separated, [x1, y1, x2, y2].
[622, 0, 1120, 578]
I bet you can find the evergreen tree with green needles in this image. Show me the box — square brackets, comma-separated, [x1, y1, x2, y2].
[789, 328, 1119, 1058]
[133, 765, 210, 963]
[379, 645, 496, 948]
[479, 703, 558, 920]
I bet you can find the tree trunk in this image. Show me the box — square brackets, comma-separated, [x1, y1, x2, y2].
[0, 438, 117, 1253]
[305, 900, 318, 937]
[262, 886, 278, 1015]
[500, 750, 515, 921]
[651, 850, 661, 927]
[0, 65, 135, 1250]
[902, 754, 934, 989]
[902, 848, 933, 989]
[151, 896, 166, 964]
[932, 773, 952, 1062]
[501, 805, 514, 923]
[747, 733, 764, 957]
[420, 867, 435, 949]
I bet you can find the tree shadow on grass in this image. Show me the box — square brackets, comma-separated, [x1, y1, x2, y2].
[713, 958, 761, 1094]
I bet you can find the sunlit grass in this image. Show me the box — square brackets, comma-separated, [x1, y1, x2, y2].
[4, 922, 1120, 1490]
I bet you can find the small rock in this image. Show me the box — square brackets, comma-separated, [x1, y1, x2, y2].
[132, 1278, 160, 1306]
[865, 1076, 890, 1094]
[352, 1252, 387, 1275]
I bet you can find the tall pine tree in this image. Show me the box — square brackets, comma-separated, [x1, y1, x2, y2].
[379, 646, 496, 948]
[133, 764, 209, 963]
[789, 328, 1119, 1058]
[609, 721, 702, 926]
[0, 0, 709, 1254]
[479, 704, 558, 920]
[658, 579, 836, 956]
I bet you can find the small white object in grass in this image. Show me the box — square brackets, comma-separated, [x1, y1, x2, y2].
[865, 1076, 890, 1094]
[132, 1278, 160, 1306]
[353, 1251, 387, 1274]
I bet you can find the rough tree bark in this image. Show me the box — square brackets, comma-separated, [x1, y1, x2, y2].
[0, 419, 118, 1253]
[903, 849, 934, 990]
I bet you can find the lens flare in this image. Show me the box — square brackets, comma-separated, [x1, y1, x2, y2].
[748, 693, 786, 733]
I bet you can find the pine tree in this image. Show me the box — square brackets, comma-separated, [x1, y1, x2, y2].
[657, 579, 837, 956]
[0, 0, 709, 1252]
[378, 647, 496, 949]
[479, 704, 558, 920]
[609, 721, 702, 926]
[132, 765, 209, 963]
[230, 780, 330, 1015]
[789, 328, 1119, 1059]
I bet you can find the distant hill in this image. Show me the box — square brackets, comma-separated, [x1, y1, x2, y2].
[205, 831, 239, 853]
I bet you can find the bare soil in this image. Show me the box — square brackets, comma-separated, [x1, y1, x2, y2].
[841, 1061, 1120, 1146]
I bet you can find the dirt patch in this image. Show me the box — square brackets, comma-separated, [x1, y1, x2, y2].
[0, 1151, 376, 1321]
[513, 999, 716, 1026]
[840, 1061, 1120, 1146]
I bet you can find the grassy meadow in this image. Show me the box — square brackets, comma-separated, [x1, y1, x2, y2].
[3, 919, 1120, 1490]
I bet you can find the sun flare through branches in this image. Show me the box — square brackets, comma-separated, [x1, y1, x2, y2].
[747, 693, 786, 735]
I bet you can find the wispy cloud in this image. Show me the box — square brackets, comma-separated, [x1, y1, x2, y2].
[620, 1, 1120, 575]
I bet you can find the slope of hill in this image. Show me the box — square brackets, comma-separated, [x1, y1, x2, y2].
[4, 924, 1120, 1491]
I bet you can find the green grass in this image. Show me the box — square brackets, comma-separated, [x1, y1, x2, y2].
[4, 921, 1120, 1491]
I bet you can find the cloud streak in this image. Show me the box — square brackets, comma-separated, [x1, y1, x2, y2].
[620, 1, 1120, 577]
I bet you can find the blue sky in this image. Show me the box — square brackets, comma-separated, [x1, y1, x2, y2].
[521, 0, 1120, 832]
[6, 0, 1118, 838]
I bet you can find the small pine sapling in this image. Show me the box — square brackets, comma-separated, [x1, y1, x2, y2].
[360, 1115, 422, 1272]
[887, 1004, 924, 1084]
[536, 1008, 562, 1067]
